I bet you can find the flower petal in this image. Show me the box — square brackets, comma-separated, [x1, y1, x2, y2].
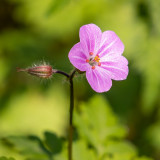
[100, 55, 129, 80]
[86, 67, 112, 93]
[79, 24, 102, 56]
[98, 31, 124, 57]
[68, 42, 89, 71]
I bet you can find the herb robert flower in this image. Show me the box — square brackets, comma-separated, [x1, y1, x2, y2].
[68, 24, 128, 92]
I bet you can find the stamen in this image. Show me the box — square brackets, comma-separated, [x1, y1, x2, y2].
[87, 53, 101, 68]
[89, 52, 94, 56]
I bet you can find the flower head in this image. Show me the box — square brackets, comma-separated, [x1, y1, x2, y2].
[68, 24, 129, 93]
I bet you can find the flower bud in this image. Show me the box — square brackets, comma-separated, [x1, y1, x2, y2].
[17, 64, 54, 79]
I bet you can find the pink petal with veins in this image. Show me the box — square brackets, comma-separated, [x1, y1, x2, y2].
[68, 42, 89, 71]
[79, 24, 102, 56]
[86, 67, 112, 93]
[98, 31, 124, 57]
[100, 54, 128, 80]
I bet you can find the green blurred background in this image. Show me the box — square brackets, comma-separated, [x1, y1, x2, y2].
[0, 0, 160, 160]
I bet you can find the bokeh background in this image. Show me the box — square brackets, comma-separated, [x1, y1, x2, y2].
[0, 0, 160, 160]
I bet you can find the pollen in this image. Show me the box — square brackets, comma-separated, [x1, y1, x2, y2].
[94, 55, 100, 62]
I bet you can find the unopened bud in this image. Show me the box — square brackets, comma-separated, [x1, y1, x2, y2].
[17, 64, 55, 79]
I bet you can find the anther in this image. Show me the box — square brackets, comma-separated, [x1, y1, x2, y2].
[98, 62, 101, 66]
[86, 59, 89, 63]
[92, 66, 95, 69]
[94, 56, 100, 62]
[89, 52, 94, 56]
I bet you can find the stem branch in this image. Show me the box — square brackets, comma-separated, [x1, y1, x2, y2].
[54, 70, 70, 78]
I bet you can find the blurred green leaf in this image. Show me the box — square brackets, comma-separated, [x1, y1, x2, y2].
[73, 140, 96, 160]
[1, 136, 50, 160]
[103, 140, 137, 160]
[44, 131, 63, 154]
[74, 96, 127, 153]
[74, 95, 138, 159]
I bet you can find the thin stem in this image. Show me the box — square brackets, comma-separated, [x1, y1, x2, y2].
[68, 69, 76, 160]
[68, 78, 73, 160]
[54, 70, 70, 78]
[54, 68, 77, 160]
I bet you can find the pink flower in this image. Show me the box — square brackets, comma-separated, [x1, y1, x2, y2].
[68, 24, 129, 93]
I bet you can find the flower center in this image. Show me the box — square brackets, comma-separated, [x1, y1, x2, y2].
[86, 52, 101, 69]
